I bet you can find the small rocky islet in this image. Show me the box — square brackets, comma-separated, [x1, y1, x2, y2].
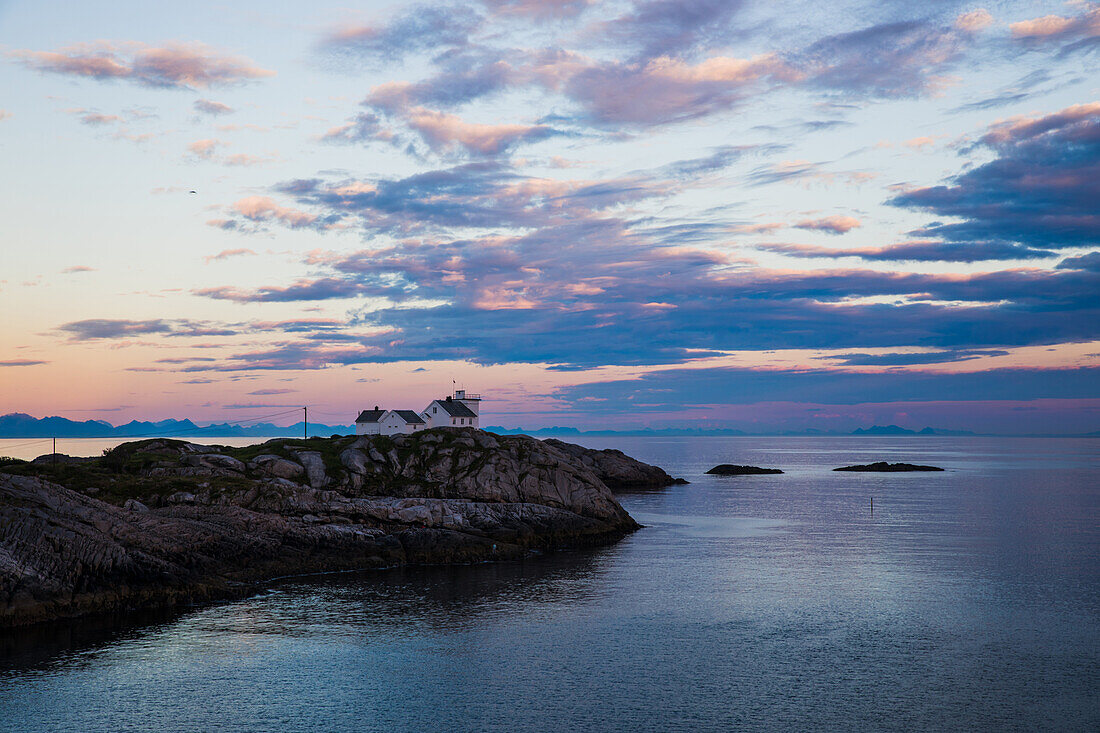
[833, 461, 945, 472]
[705, 465, 784, 475]
[0, 429, 681, 628]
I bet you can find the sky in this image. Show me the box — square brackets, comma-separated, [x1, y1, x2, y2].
[0, 0, 1098, 434]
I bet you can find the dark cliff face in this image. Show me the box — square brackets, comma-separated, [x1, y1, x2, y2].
[0, 429, 669, 628]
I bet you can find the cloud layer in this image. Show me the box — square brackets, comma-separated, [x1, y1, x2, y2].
[13, 41, 273, 89]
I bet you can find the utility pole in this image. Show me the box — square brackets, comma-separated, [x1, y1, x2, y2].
[303, 406, 308, 440]
[52, 436, 56, 468]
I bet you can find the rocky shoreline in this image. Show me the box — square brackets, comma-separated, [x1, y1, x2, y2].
[0, 429, 679, 628]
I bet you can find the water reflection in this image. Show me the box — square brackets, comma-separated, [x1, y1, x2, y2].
[1, 544, 624, 675]
[0, 607, 187, 676]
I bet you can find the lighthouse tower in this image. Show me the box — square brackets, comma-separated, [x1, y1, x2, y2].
[453, 389, 481, 416]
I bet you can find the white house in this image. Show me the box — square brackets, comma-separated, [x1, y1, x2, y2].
[355, 389, 482, 436]
[355, 407, 386, 435]
[422, 390, 480, 429]
[379, 409, 426, 435]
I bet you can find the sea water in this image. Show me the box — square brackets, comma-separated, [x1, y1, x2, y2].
[1, 436, 1097, 731]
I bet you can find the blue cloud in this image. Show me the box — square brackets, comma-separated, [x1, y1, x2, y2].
[320, 6, 480, 63]
[554, 366, 1100, 409]
[892, 103, 1100, 250]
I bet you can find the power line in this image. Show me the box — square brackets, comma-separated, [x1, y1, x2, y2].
[105, 407, 307, 440]
[0, 437, 54, 451]
[304, 408, 355, 417]
[1, 407, 336, 455]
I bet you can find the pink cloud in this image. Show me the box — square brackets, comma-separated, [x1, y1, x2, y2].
[194, 99, 234, 115]
[204, 248, 257, 263]
[980, 103, 1100, 146]
[80, 112, 123, 125]
[730, 222, 785, 235]
[357, 84, 556, 156]
[1010, 9, 1099, 39]
[12, 41, 274, 89]
[954, 9, 993, 32]
[404, 107, 554, 155]
[230, 196, 319, 229]
[904, 136, 939, 150]
[185, 139, 272, 166]
[543, 52, 796, 125]
[472, 286, 541, 310]
[794, 216, 862, 234]
[483, 0, 592, 17]
[223, 153, 273, 167]
[187, 138, 223, 159]
[61, 265, 96, 273]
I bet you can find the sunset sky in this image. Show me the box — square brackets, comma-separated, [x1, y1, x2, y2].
[1, 0, 1098, 433]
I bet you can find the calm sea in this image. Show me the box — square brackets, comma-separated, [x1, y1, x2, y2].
[0, 436, 275, 462]
[1, 436, 1097, 732]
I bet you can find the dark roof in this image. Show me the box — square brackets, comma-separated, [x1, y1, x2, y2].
[355, 409, 385, 423]
[433, 399, 477, 418]
[392, 410, 425, 424]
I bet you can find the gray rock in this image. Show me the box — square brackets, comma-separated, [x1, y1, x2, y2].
[395, 505, 432, 524]
[339, 448, 370, 475]
[294, 451, 330, 488]
[252, 454, 305, 480]
[203, 454, 247, 472]
[182, 453, 246, 472]
[123, 498, 150, 512]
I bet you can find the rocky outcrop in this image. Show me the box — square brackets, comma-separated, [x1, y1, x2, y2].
[706, 465, 784, 475]
[833, 461, 944, 472]
[541, 439, 686, 489]
[0, 429, 661, 627]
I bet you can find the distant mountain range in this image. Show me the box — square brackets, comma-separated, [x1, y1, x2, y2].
[1, 414, 1095, 440]
[0, 413, 353, 439]
[485, 424, 977, 437]
[485, 424, 1100, 438]
[850, 425, 976, 436]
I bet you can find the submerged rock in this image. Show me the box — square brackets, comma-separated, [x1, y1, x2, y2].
[0, 429, 665, 628]
[706, 465, 784, 475]
[833, 461, 944, 472]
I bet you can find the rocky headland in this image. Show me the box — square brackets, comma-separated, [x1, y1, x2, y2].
[0, 429, 679, 628]
[705, 465, 784, 475]
[833, 461, 945, 472]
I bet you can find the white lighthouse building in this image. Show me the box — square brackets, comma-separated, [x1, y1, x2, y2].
[354, 389, 481, 436]
[422, 390, 480, 429]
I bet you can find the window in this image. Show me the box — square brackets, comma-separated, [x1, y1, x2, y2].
[433, 407, 437, 414]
